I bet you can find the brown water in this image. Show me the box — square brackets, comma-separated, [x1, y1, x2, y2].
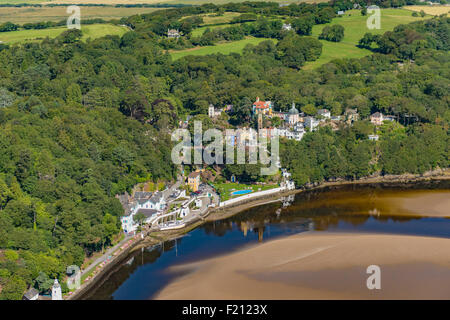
[83, 181, 450, 300]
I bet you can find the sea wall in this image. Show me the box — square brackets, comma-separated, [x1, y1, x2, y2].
[219, 186, 287, 207]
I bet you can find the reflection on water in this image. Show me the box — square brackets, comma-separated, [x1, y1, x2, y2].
[84, 181, 450, 300]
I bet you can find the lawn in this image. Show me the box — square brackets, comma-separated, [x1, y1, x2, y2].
[0, 6, 160, 24]
[0, 23, 128, 44]
[212, 182, 278, 201]
[170, 37, 276, 60]
[303, 8, 429, 69]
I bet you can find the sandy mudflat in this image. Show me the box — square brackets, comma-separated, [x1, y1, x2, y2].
[288, 190, 450, 218]
[398, 191, 450, 217]
[155, 232, 450, 300]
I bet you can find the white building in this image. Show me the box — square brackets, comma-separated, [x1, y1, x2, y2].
[180, 206, 189, 218]
[208, 104, 222, 118]
[179, 206, 190, 218]
[52, 279, 62, 300]
[304, 116, 320, 132]
[368, 134, 379, 141]
[281, 168, 291, 179]
[317, 109, 331, 119]
[370, 112, 384, 125]
[276, 123, 305, 141]
[282, 23, 293, 31]
[286, 180, 295, 190]
[167, 29, 180, 38]
[292, 125, 305, 141]
[120, 192, 166, 234]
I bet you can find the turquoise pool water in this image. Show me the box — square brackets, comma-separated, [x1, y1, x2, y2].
[231, 189, 252, 195]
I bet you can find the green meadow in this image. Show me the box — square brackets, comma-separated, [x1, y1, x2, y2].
[173, 8, 429, 65]
[0, 23, 128, 44]
[170, 37, 275, 60]
[303, 8, 428, 69]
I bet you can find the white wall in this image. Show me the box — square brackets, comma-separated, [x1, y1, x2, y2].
[219, 186, 286, 207]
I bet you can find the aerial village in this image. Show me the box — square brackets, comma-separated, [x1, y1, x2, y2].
[115, 97, 398, 238]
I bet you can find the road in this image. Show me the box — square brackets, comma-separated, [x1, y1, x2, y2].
[162, 175, 184, 200]
[80, 234, 133, 277]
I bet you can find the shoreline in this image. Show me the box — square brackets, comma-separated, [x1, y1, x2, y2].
[70, 169, 450, 300]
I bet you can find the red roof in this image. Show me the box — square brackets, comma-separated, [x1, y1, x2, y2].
[253, 98, 270, 109]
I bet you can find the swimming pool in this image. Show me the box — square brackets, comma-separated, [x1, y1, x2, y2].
[231, 189, 253, 195]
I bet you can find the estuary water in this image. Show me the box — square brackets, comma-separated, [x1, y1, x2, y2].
[83, 180, 450, 300]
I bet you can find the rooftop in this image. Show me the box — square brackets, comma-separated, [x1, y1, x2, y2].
[288, 102, 299, 115]
[253, 97, 271, 109]
[371, 112, 383, 118]
[150, 192, 164, 204]
[23, 288, 39, 300]
[134, 191, 153, 200]
[188, 171, 201, 178]
[136, 208, 158, 218]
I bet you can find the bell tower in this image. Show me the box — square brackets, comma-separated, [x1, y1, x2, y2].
[52, 279, 62, 300]
[257, 113, 263, 130]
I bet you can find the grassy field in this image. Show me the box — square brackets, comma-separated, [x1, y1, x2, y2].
[170, 37, 275, 60]
[303, 8, 429, 69]
[0, 6, 160, 24]
[404, 5, 449, 16]
[0, 23, 128, 44]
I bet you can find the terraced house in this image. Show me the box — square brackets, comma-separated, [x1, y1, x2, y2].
[119, 191, 166, 234]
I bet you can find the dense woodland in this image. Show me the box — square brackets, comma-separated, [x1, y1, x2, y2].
[0, 1, 448, 299]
